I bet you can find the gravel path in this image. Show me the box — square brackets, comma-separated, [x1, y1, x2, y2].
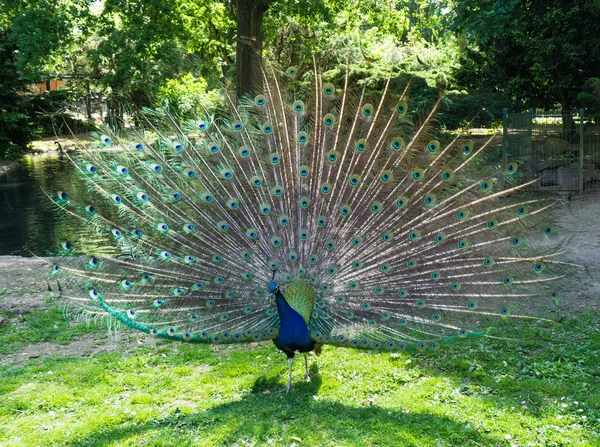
[553, 192, 600, 312]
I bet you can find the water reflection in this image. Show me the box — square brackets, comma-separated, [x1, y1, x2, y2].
[0, 155, 99, 256]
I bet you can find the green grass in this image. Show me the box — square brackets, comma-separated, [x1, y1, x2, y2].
[0, 307, 100, 356]
[0, 304, 599, 447]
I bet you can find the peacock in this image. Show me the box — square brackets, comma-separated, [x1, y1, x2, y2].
[45, 61, 566, 392]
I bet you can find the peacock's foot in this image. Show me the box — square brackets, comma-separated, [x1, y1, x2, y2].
[286, 383, 292, 393]
[303, 353, 311, 381]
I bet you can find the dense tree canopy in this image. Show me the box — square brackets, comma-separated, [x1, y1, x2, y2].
[453, 0, 600, 111]
[0, 0, 599, 158]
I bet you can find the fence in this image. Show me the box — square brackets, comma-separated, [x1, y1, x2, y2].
[503, 108, 600, 192]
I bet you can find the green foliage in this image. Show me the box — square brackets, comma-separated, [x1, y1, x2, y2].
[93, 0, 235, 110]
[0, 29, 34, 160]
[261, 0, 462, 128]
[156, 73, 218, 115]
[264, 0, 456, 71]
[2, 0, 237, 129]
[91, 0, 188, 109]
[440, 91, 518, 130]
[453, 0, 600, 110]
[0, 0, 466, 137]
[2, 0, 91, 82]
[576, 78, 600, 113]
[178, 0, 236, 75]
[2, 0, 598, 142]
[10, 5, 71, 81]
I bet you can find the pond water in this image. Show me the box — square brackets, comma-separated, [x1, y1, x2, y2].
[0, 155, 81, 255]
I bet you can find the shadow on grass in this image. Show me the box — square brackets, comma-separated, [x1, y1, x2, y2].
[67, 368, 502, 447]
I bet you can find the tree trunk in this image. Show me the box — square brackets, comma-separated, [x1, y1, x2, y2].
[235, 0, 269, 100]
[559, 87, 574, 142]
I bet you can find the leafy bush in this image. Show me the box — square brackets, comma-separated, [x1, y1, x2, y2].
[0, 31, 34, 160]
[156, 73, 221, 116]
[576, 78, 600, 113]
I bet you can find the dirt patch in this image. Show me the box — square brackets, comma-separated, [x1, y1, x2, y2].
[30, 134, 93, 154]
[0, 256, 52, 316]
[0, 333, 163, 366]
[554, 192, 600, 313]
[0, 337, 120, 365]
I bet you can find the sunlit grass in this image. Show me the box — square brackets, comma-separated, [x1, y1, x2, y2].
[0, 302, 599, 447]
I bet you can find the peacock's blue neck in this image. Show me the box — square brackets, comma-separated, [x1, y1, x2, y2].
[274, 291, 296, 321]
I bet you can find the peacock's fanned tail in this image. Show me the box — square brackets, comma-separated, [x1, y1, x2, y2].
[47, 61, 568, 352]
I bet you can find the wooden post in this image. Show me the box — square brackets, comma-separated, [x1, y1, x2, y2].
[502, 108, 509, 190]
[502, 108, 508, 167]
[86, 80, 92, 121]
[579, 108, 585, 194]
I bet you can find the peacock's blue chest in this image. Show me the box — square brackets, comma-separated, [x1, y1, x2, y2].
[279, 310, 312, 347]
[274, 292, 314, 354]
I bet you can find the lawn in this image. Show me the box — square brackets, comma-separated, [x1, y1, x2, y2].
[1, 194, 600, 447]
[1, 294, 599, 447]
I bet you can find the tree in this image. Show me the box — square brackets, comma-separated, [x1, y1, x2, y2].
[453, 0, 600, 113]
[0, 29, 34, 160]
[235, 0, 272, 98]
[89, 0, 238, 120]
[3, 0, 86, 82]
[576, 78, 600, 114]
[1, 0, 460, 127]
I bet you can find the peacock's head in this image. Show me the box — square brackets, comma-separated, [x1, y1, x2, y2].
[269, 281, 279, 294]
[269, 269, 279, 294]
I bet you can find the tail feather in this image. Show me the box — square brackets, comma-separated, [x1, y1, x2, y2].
[46, 60, 569, 351]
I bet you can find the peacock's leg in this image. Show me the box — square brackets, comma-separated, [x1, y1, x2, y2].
[286, 357, 294, 393]
[303, 353, 310, 380]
